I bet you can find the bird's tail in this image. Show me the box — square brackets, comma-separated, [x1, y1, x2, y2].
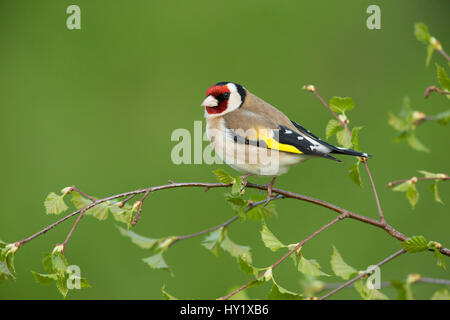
[329, 147, 371, 158]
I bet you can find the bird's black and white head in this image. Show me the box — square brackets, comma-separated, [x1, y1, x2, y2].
[201, 82, 247, 117]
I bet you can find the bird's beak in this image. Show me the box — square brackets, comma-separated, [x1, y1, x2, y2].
[201, 95, 218, 107]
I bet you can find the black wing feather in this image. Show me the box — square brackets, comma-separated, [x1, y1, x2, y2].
[290, 121, 371, 158]
[276, 126, 341, 162]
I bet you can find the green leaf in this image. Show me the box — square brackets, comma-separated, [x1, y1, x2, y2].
[110, 205, 133, 226]
[201, 228, 224, 257]
[0, 260, 15, 283]
[85, 202, 110, 220]
[388, 112, 406, 131]
[326, 119, 341, 140]
[329, 97, 355, 113]
[0, 242, 15, 283]
[268, 283, 303, 300]
[429, 181, 444, 204]
[246, 195, 278, 221]
[436, 64, 450, 90]
[414, 23, 430, 44]
[224, 193, 247, 220]
[298, 256, 330, 277]
[348, 159, 362, 188]
[79, 277, 92, 289]
[231, 176, 244, 195]
[407, 134, 430, 152]
[390, 280, 414, 300]
[42, 253, 53, 273]
[31, 271, 58, 285]
[237, 256, 258, 276]
[432, 248, 446, 270]
[426, 44, 434, 67]
[220, 230, 252, 263]
[392, 181, 410, 192]
[142, 253, 170, 273]
[406, 184, 419, 208]
[247, 206, 277, 221]
[161, 285, 178, 300]
[336, 129, 352, 149]
[246, 277, 266, 289]
[400, 96, 412, 115]
[44, 192, 68, 215]
[428, 242, 447, 270]
[431, 288, 450, 300]
[299, 275, 325, 298]
[213, 169, 234, 184]
[71, 191, 91, 210]
[354, 279, 388, 300]
[418, 170, 439, 178]
[351, 127, 363, 151]
[156, 236, 178, 252]
[51, 252, 68, 274]
[56, 274, 69, 298]
[260, 224, 285, 252]
[117, 225, 158, 249]
[436, 110, 450, 125]
[401, 236, 428, 253]
[330, 246, 358, 280]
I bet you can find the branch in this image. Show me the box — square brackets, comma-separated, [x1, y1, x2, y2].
[132, 189, 151, 226]
[362, 159, 386, 225]
[14, 181, 450, 257]
[387, 174, 450, 188]
[424, 86, 450, 99]
[319, 276, 450, 292]
[438, 48, 450, 62]
[304, 84, 352, 137]
[318, 249, 407, 300]
[305, 85, 386, 224]
[60, 186, 95, 254]
[219, 213, 348, 300]
[169, 195, 285, 247]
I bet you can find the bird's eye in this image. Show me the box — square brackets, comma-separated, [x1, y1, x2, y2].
[222, 92, 230, 99]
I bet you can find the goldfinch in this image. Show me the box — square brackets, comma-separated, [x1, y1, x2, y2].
[201, 82, 370, 200]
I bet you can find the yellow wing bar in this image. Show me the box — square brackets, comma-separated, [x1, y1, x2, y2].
[265, 137, 303, 154]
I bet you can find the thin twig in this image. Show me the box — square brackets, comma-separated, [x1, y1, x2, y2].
[118, 194, 138, 208]
[319, 249, 407, 300]
[132, 189, 151, 226]
[61, 186, 96, 254]
[307, 85, 386, 225]
[387, 175, 450, 188]
[219, 213, 348, 300]
[438, 48, 450, 62]
[61, 208, 87, 255]
[14, 181, 450, 257]
[70, 186, 96, 202]
[319, 276, 450, 292]
[169, 195, 285, 246]
[424, 86, 450, 99]
[363, 160, 386, 225]
[306, 85, 352, 137]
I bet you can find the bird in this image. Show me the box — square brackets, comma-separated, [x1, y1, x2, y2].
[200, 81, 371, 202]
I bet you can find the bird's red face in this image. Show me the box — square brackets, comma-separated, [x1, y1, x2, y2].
[201, 82, 246, 117]
[203, 84, 231, 114]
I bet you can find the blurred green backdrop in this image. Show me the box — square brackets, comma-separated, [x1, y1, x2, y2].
[1, 0, 449, 299]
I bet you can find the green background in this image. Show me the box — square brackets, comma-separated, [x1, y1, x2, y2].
[1, 0, 449, 299]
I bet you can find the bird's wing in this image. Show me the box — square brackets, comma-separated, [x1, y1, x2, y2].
[222, 109, 341, 161]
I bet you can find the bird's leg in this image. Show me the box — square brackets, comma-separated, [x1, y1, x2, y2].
[240, 173, 253, 192]
[264, 176, 277, 206]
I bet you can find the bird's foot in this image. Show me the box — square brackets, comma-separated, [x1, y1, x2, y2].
[239, 174, 253, 193]
[263, 176, 277, 207]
